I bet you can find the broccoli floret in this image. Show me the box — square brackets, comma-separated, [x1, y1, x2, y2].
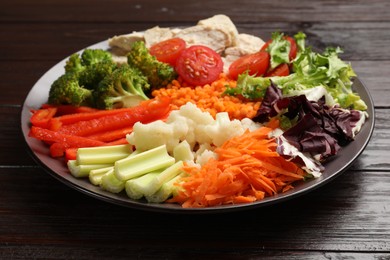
[127, 41, 177, 88]
[49, 49, 117, 107]
[94, 64, 151, 109]
[78, 60, 118, 89]
[81, 49, 113, 66]
[65, 53, 86, 74]
[48, 73, 93, 106]
[64, 48, 112, 74]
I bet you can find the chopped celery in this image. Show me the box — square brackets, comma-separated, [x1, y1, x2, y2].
[67, 160, 112, 178]
[124, 161, 183, 201]
[173, 141, 194, 162]
[76, 144, 132, 165]
[142, 161, 183, 196]
[114, 145, 175, 181]
[125, 171, 161, 200]
[89, 166, 114, 185]
[145, 174, 184, 203]
[100, 168, 125, 193]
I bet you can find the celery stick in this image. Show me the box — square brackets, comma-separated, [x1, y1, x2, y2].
[142, 161, 183, 196]
[145, 174, 183, 203]
[125, 171, 161, 200]
[100, 168, 125, 193]
[77, 144, 132, 165]
[67, 160, 112, 178]
[89, 166, 113, 186]
[114, 145, 175, 181]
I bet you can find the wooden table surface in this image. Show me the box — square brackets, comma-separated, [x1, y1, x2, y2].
[1, 0, 389, 259]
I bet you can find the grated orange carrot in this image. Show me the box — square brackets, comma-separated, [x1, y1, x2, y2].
[168, 124, 307, 208]
[152, 73, 261, 120]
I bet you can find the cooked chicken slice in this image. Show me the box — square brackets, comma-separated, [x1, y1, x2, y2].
[197, 14, 239, 47]
[224, 33, 265, 57]
[222, 33, 266, 73]
[108, 31, 145, 52]
[144, 26, 175, 48]
[222, 56, 236, 74]
[174, 25, 228, 53]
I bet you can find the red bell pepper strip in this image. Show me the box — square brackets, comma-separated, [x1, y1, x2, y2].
[57, 97, 171, 136]
[86, 126, 133, 142]
[65, 148, 78, 161]
[41, 104, 99, 115]
[29, 126, 106, 149]
[50, 143, 66, 158]
[30, 107, 58, 128]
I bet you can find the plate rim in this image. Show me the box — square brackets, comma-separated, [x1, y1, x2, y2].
[20, 39, 376, 214]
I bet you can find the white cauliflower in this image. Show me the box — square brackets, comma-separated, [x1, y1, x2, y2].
[126, 102, 262, 165]
[127, 120, 180, 152]
[173, 140, 194, 163]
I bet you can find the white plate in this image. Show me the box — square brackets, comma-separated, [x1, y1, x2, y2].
[20, 40, 376, 213]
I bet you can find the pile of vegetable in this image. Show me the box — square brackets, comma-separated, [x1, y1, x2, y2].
[28, 27, 369, 208]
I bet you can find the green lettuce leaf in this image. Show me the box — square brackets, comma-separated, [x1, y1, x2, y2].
[224, 32, 367, 110]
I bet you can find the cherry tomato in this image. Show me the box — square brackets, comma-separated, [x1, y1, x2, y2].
[175, 45, 223, 86]
[261, 36, 297, 61]
[228, 51, 270, 80]
[265, 63, 290, 77]
[149, 38, 186, 66]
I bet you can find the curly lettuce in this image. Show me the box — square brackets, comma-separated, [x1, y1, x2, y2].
[224, 32, 367, 111]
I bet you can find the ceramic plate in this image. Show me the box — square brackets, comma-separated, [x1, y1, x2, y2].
[20, 40, 375, 213]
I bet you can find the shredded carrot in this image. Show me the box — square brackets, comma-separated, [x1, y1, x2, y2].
[152, 73, 261, 120]
[168, 125, 307, 208]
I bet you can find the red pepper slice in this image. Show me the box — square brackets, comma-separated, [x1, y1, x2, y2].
[30, 107, 58, 128]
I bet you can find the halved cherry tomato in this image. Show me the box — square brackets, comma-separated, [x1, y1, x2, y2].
[265, 63, 290, 77]
[149, 38, 186, 66]
[228, 51, 270, 80]
[175, 45, 223, 86]
[261, 36, 298, 61]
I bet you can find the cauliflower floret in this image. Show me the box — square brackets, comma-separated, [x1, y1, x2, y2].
[173, 140, 195, 162]
[174, 102, 214, 125]
[240, 117, 262, 132]
[127, 120, 180, 152]
[204, 112, 247, 147]
[196, 149, 218, 166]
[170, 113, 190, 141]
[126, 102, 260, 165]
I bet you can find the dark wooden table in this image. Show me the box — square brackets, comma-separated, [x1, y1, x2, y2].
[2, 0, 390, 259]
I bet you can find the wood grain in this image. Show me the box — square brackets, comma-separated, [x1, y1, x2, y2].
[0, 168, 388, 252]
[2, 0, 390, 258]
[2, 0, 390, 23]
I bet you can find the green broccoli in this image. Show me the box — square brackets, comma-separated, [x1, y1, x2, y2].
[93, 64, 150, 109]
[78, 60, 118, 89]
[80, 49, 113, 66]
[48, 48, 116, 107]
[64, 53, 86, 74]
[64, 49, 112, 74]
[48, 73, 93, 106]
[127, 41, 177, 88]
